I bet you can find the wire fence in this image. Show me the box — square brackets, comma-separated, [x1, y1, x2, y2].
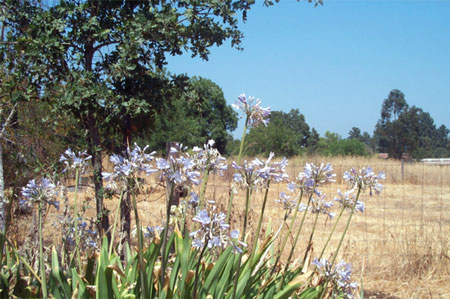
[203, 161, 450, 286]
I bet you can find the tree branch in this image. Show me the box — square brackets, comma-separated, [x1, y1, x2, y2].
[0, 103, 17, 138]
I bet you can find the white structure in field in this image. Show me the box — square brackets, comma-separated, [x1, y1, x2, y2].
[421, 158, 450, 165]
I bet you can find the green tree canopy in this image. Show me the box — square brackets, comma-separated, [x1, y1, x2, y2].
[316, 131, 368, 157]
[2, 0, 262, 234]
[141, 76, 237, 154]
[245, 109, 310, 157]
[374, 89, 450, 159]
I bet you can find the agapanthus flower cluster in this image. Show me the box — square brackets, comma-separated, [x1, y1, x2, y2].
[156, 144, 200, 186]
[276, 192, 297, 212]
[288, 170, 317, 195]
[232, 93, 271, 128]
[59, 215, 98, 250]
[59, 148, 92, 173]
[232, 153, 289, 190]
[334, 189, 365, 213]
[187, 192, 199, 208]
[103, 143, 156, 191]
[21, 178, 59, 210]
[312, 258, 358, 298]
[343, 167, 385, 195]
[304, 163, 336, 186]
[144, 225, 163, 240]
[309, 192, 335, 219]
[190, 208, 245, 253]
[192, 139, 228, 175]
[257, 152, 289, 183]
[229, 229, 247, 254]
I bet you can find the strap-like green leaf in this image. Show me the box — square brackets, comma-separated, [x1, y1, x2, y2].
[200, 247, 233, 297]
[50, 246, 72, 298]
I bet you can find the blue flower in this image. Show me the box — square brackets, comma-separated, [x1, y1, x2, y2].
[190, 208, 243, 253]
[232, 93, 271, 128]
[232, 153, 289, 190]
[304, 163, 336, 185]
[103, 143, 156, 191]
[156, 145, 201, 187]
[276, 191, 297, 211]
[21, 178, 59, 209]
[193, 210, 211, 226]
[60, 148, 91, 173]
[312, 258, 358, 298]
[310, 191, 334, 219]
[192, 139, 228, 175]
[344, 167, 385, 195]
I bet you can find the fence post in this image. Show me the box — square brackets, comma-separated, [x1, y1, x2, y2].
[401, 158, 404, 182]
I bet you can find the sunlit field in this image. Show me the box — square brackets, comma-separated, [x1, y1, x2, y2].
[12, 155, 450, 298]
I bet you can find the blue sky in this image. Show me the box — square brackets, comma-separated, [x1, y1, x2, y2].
[167, 0, 450, 139]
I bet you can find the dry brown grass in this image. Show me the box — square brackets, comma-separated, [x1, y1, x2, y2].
[13, 155, 450, 298]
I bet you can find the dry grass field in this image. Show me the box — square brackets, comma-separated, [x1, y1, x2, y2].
[14, 155, 450, 298]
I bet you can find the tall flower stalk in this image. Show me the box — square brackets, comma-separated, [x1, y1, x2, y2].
[270, 188, 304, 276]
[132, 193, 147, 298]
[38, 202, 47, 298]
[318, 189, 364, 261]
[301, 192, 334, 266]
[231, 187, 251, 299]
[231, 153, 287, 299]
[226, 116, 247, 222]
[193, 140, 227, 209]
[156, 144, 200, 286]
[190, 206, 244, 298]
[60, 148, 91, 271]
[251, 153, 288, 259]
[103, 143, 156, 296]
[21, 178, 59, 298]
[280, 163, 335, 286]
[227, 94, 270, 222]
[319, 167, 384, 299]
[319, 188, 361, 299]
[251, 181, 270, 259]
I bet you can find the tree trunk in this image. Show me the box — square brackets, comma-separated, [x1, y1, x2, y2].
[85, 114, 110, 239]
[120, 190, 131, 248]
[0, 141, 5, 234]
[0, 103, 17, 234]
[120, 116, 132, 248]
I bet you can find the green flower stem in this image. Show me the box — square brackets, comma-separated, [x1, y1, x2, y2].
[330, 187, 362, 267]
[181, 186, 192, 237]
[251, 181, 270, 260]
[193, 241, 208, 299]
[132, 193, 147, 298]
[270, 190, 304, 276]
[318, 207, 345, 261]
[280, 190, 315, 286]
[109, 189, 125, 257]
[237, 115, 249, 164]
[226, 115, 249, 223]
[242, 188, 252, 243]
[160, 183, 175, 288]
[198, 169, 209, 209]
[319, 187, 362, 299]
[38, 203, 48, 299]
[73, 168, 81, 272]
[301, 210, 320, 268]
[280, 192, 317, 288]
[225, 188, 236, 224]
[232, 186, 252, 299]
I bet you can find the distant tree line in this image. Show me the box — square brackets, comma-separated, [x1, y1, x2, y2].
[234, 89, 449, 159]
[373, 89, 449, 159]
